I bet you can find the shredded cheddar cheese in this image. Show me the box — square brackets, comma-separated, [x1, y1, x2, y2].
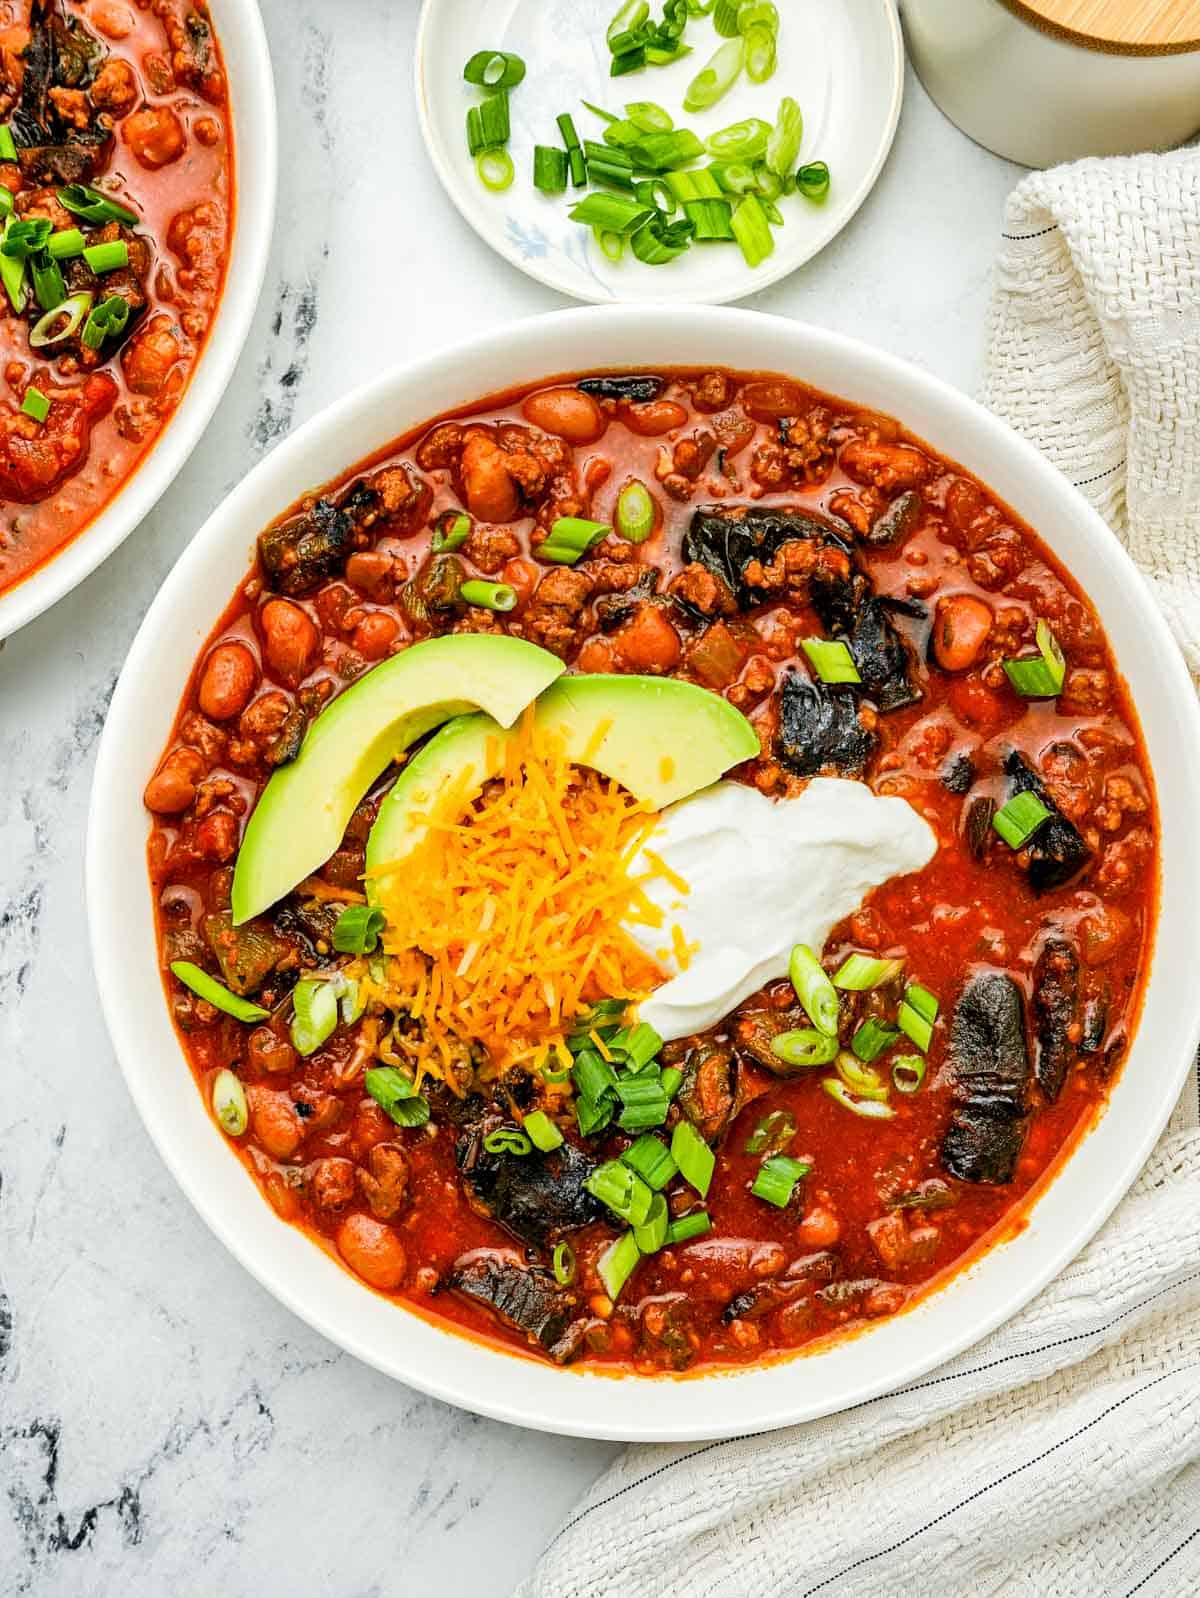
[359, 711, 673, 1087]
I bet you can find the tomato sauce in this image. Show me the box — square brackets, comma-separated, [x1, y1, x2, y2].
[145, 367, 1158, 1374]
[0, 0, 232, 597]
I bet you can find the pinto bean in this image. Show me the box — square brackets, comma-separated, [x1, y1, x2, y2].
[501, 557, 538, 610]
[797, 1203, 841, 1249]
[622, 399, 688, 437]
[335, 1213, 407, 1290]
[198, 641, 258, 720]
[933, 594, 993, 672]
[91, 0, 134, 36]
[344, 551, 396, 602]
[460, 432, 519, 522]
[123, 105, 187, 168]
[248, 1086, 305, 1160]
[260, 599, 318, 686]
[310, 1158, 357, 1213]
[521, 387, 606, 445]
[144, 746, 205, 814]
[351, 612, 399, 660]
[741, 380, 805, 421]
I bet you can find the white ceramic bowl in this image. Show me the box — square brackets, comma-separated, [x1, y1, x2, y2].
[87, 305, 1200, 1442]
[0, 0, 277, 641]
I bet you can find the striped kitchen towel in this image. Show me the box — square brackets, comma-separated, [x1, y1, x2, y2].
[518, 148, 1200, 1598]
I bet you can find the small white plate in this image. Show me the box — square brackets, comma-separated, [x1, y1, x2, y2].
[414, 0, 903, 306]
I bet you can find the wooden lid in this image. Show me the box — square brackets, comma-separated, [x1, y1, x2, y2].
[1000, 0, 1200, 52]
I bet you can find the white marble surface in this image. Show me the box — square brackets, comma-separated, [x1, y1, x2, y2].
[0, 3, 1020, 1593]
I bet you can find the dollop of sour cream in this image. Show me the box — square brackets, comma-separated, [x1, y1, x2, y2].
[625, 779, 938, 1042]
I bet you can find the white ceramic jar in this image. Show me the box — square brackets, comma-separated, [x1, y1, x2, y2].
[901, 0, 1200, 168]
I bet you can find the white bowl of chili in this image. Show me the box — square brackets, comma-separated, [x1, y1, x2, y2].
[88, 304, 1200, 1441]
[0, 0, 277, 640]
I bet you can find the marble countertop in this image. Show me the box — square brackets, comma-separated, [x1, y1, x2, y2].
[0, 3, 1020, 1593]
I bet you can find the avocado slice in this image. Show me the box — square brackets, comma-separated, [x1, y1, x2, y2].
[365, 674, 760, 881]
[231, 635, 564, 924]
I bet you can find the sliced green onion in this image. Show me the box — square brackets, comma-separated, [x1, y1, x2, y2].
[788, 943, 840, 1036]
[833, 953, 905, 991]
[170, 959, 270, 1023]
[466, 105, 486, 158]
[463, 49, 526, 91]
[607, 0, 651, 48]
[594, 226, 625, 262]
[624, 100, 673, 133]
[897, 1001, 934, 1054]
[745, 1108, 796, 1155]
[738, 0, 780, 31]
[993, 789, 1052, 850]
[332, 903, 385, 954]
[660, 1065, 683, 1099]
[83, 239, 129, 274]
[552, 1240, 576, 1286]
[432, 510, 472, 552]
[713, 0, 742, 37]
[57, 183, 137, 226]
[796, 161, 830, 202]
[633, 1191, 669, 1253]
[616, 479, 656, 542]
[666, 1210, 711, 1244]
[0, 218, 25, 312]
[612, 1021, 662, 1070]
[582, 101, 620, 126]
[751, 1153, 810, 1208]
[538, 515, 611, 564]
[708, 160, 758, 195]
[0, 124, 15, 163]
[822, 1078, 897, 1119]
[475, 148, 514, 192]
[1, 217, 51, 258]
[683, 198, 735, 241]
[586, 1159, 655, 1225]
[633, 177, 675, 214]
[478, 92, 510, 148]
[364, 1065, 431, 1128]
[29, 252, 63, 312]
[460, 579, 517, 612]
[575, 1094, 616, 1137]
[572, 1047, 619, 1104]
[557, 112, 587, 187]
[683, 38, 744, 112]
[589, 159, 638, 193]
[664, 167, 723, 203]
[1003, 619, 1066, 698]
[339, 977, 364, 1026]
[483, 1126, 533, 1155]
[851, 1017, 900, 1064]
[568, 193, 652, 232]
[20, 386, 48, 424]
[80, 293, 130, 351]
[670, 1119, 714, 1197]
[835, 1051, 890, 1100]
[628, 129, 705, 171]
[905, 982, 939, 1024]
[769, 1028, 840, 1070]
[597, 1230, 641, 1300]
[892, 1054, 927, 1094]
[754, 164, 784, 202]
[533, 144, 568, 194]
[730, 192, 774, 268]
[291, 977, 339, 1056]
[802, 637, 861, 685]
[610, 45, 647, 76]
[766, 96, 804, 177]
[620, 1133, 677, 1189]
[0, 188, 11, 218]
[615, 1071, 670, 1121]
[742, 23, 776, 81]
[705, 117, 771, 162]
[760, 198, 784, 226]
[211, 1068, 248, 1137]
[645, 42, 692, 65]
[587, 138, 634, 168]
[631, 214, 695, 264]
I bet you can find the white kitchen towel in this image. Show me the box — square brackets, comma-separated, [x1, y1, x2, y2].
[518, 150, 1200, 1598]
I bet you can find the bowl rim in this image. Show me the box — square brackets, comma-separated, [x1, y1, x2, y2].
[0, 0, 278, 641]
[411, 0, 905, 307]
[86, 304, 1200, 1441]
